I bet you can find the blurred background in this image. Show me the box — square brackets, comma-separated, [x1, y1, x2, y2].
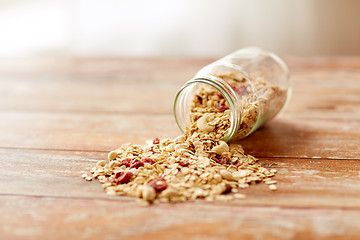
[1, 0, 360, 58]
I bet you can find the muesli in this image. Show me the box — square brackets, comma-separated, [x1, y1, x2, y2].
[83, 73, 284, 205]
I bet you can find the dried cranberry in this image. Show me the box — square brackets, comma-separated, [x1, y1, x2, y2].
[130, 159, 144, 169]
[117, 171, 133, 184]
[153, 137, 160, 145]
[216, 92, 224, 99]
[120, 158, 132, 167]
[234, 161, 243, 168]
[149, 146, 156, 154]
[195, 95, 203, 104]
[212, 156, 228, 165]
[179, 160, 189, 167]
[114, 171, 124, 179]
[148, 178, 167, 192]
[142, 157, 155, 165]
[232, 85, 248, 96]
[216, 102, 229, 112]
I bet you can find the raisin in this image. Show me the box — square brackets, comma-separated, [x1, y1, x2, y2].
[148, 178, 167, 192]
[216, 102, 229, 112]
[153, 137, 160, 145]
[142, 157, 155, 165]
[120, 158, 132, 167]
[117, 171, 133, 184]
[130, 159, 144, 169]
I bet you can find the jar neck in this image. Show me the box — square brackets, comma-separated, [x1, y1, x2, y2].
[173, 75, 242, 142]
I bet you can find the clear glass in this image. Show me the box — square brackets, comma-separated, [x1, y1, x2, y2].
[174, 47, 291, 142]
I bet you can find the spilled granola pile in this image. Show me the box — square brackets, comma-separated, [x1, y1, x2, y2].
[83, 74, 286, 205]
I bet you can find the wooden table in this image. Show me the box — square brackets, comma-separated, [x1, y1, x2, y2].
[0, 57, 359, 240]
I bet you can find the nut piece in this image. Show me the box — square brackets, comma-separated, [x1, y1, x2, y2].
[161, 188, 178, 199]
[197, 114, 215, 132]
[212, 141, 229, 155]
[220, 169, 234, 181]
[108, 151, 117, 161]
[142, 186, 156, 202]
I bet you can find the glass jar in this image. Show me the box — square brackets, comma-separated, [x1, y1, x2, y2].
[174, 47, 291, 142]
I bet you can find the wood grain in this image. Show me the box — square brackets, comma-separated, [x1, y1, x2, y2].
[0, 112, 359, 159]
[0, 149, 359, 209]
[0, 57, 360, 240]
[1, 195, 360, 240]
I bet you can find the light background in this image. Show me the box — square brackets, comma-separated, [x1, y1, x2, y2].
[1, 0, 360, 57]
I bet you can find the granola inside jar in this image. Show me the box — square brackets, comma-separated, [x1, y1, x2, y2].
[174, 47, 291, 142]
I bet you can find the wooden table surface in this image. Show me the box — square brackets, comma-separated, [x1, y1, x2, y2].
[0, 57, 360, 240]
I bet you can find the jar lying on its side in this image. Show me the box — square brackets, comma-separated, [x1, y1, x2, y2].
[174, 47, 291, 142]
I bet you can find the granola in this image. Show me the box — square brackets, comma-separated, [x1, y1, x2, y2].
[84, 73, 284, 204]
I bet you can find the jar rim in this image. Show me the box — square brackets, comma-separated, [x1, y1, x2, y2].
[173, 76, 242, 142]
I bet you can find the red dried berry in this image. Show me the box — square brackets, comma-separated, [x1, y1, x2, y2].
[130, 159, 144, 169]
[120, 158, 132, 167]
[234, 161, 243, 168]
[212, 156, 228, 165]
[148, 178, 167, 192]
[142, 157, 155, 165]
[216, 102, 229, 112]
[117, 171, 133, 184]
[232, 85, 248, 96]
[149, 146, 156, 154]
[195, 95, 203, 104]
[179, 160, 189, 167]
[114, 171, 124, 179]
[153, 137, 160, 145]
[216, 92, 224, 99]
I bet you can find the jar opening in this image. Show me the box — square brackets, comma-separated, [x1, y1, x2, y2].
[174, 76, 242, 142]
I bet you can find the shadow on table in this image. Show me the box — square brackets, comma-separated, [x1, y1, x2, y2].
[234, 118, 316, 159]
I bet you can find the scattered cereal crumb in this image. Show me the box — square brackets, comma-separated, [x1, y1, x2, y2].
[269, 184, 277, 191]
